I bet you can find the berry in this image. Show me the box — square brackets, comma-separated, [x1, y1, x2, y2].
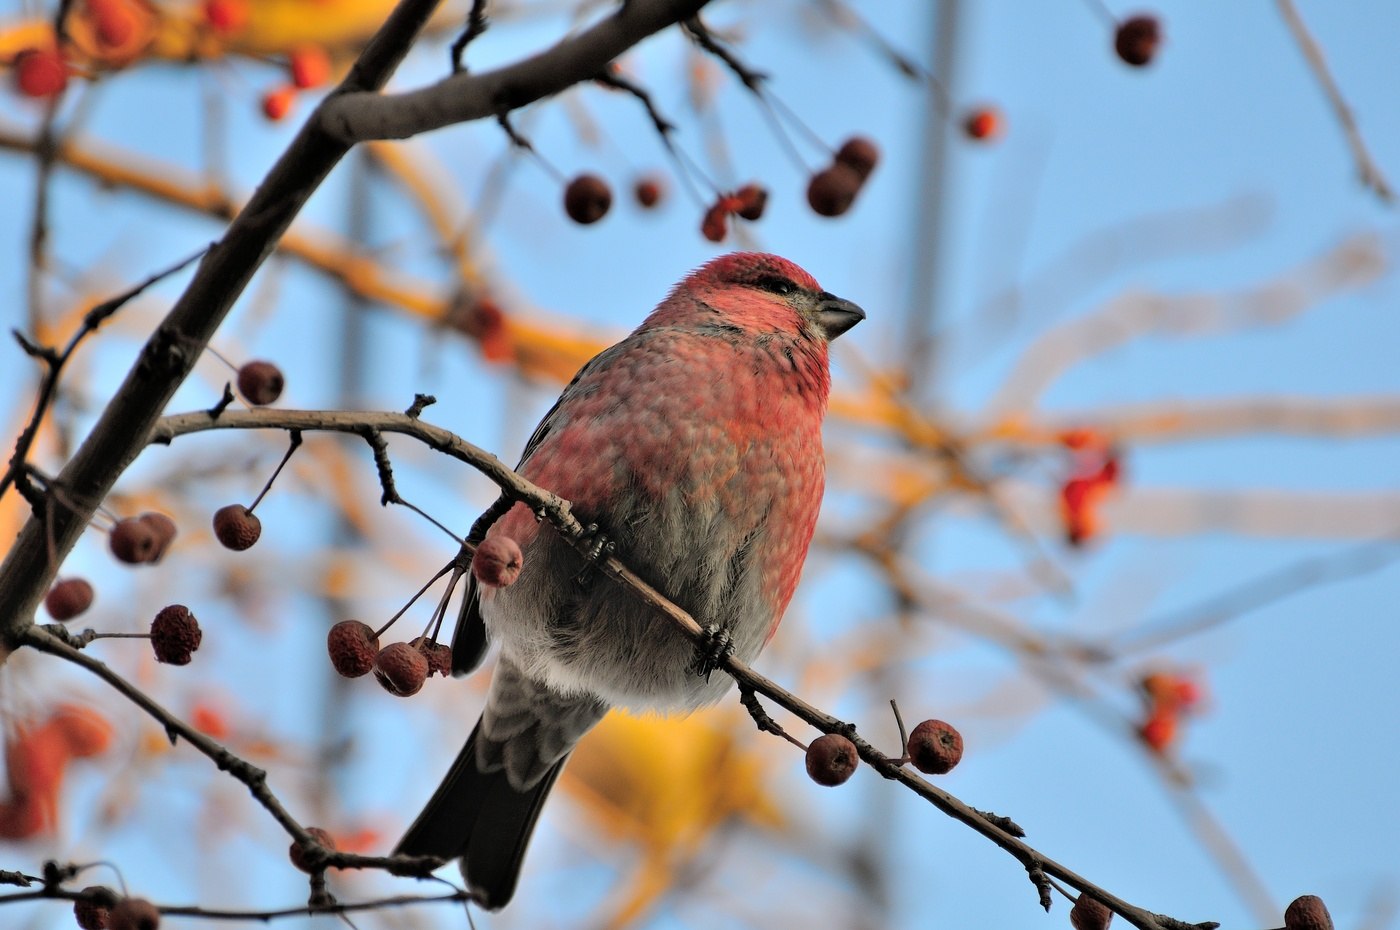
[834, 136, 879, 181]
[212, 504, 261, 551]
[634, 176, 663, 208]
[74, 886, 118, 930]
[733, 183, 768, 221]
[472, 536, 523, 589]
[1284, 895, 1334, 930]
[1070, 893, 1114, 930]
[236, 360, 284, 405]
[327, 620, 378, 678]
[700, 202, 729, 243]
[374, 642, 428, 697]
[1114, 15, 1161, 68]
[45, 578, 94, 621]
[412, 636, 453, 677]
[13, 47, 68, 99]
[108, 897, 160, 930]
[805, 733, 859, 786]
[110, 517, 160, 564]
[202, 0, 247, 33]
[150, 604, 201, 665]
[806, 165, 862, 217]
[289, 826, 337, 872]
[261, 85, 295, 121]
[906, 719, 963, 775]
[564, 174, 612, 224]
[963, 106, 1002, 141]
[89, 0, 139, 50]
[138, 511, 178, 562]
[51, 704, 113, 757]
[1139, 710, 1177, 753]
[289, 45, 331, 89]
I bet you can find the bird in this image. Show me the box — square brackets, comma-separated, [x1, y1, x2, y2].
[394, 252, 865, 908]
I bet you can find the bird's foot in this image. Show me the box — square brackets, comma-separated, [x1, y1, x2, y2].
[689, 624, 734, 682]
[573, 522, 616, 585]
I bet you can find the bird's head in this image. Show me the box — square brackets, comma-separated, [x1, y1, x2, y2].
[667, 252, 866, 342]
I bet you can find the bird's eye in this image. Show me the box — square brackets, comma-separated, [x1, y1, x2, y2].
[753, 275, 796, 297]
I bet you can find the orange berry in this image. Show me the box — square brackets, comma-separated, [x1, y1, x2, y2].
[289, 45, 332, 89]
[51, 704, 113, 758]
[261, 86, 296, 122]
[1139, 710, 1177, 753]
[963, 106, 1002, 141]
[203, 0, 248, 33]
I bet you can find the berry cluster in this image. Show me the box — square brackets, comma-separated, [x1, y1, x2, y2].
[807, 136, 879, 218]
[803, 716, 963, 787]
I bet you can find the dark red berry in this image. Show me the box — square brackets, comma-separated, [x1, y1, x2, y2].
[1070, 892, 1114, 930]
[1114, 15, 1161, 67]
[74, 886, 118, 930]
[289, 826, 337, 872]
[1284, 895, 1334, 930]
[564, 174, 612, 224]
[805, 733, 859, 786]
[412, 636, 453, 677]
[237, 360, 284, 406]
[107, 897, 160, 930]
[327, 620, 378, 678]
[733, 183, 768, 221]
[374, 642, 428, 696]
[138, 512, 178, 562]
[700, 202, 729, 243]
[110, 517, 160, 564]
[150, 604, 202, 665]
[45, 578, 94, 621]
[834, 136, 879, 181]
[806, 165, 862, 218]
[907, 718, 963, 775]
[634, 176, 663, 208]
[212, 504, 261, 551]
[472, 536, 523, 589]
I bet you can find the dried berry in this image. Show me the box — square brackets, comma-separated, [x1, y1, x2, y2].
[138, 512, 178, 562]
[806, 165, 863, 218]
[907, 718, 963, 775]
[107, 896, 160, 930]
[45, 578, 94, 621]
[700, 202, 729, 243]
[834, 136, 880, 181]
[733, 183, 768, 221]
[1284, 895, 1334, 930]
[1114, 15, 1161, 67]
[13, 47, 68, 99]
[472, 536, 523, 589]
[805, 733, 859, 786]
[74, 885, 118, 930]
[236, 360, 284, 405]
[110, 518, 160, 564]
[963, 106, 1002, 141]
[150, 604, 201, 665]
[289, 826, 337, 872]
[564, 174, 612, 225]
[327, 620, 378, 678]
[1070, 892, 1114, 930]
[634, 176, 663, 208]
[212, 504, 261, 551]
[412, 636, 453, 677]
[374, 642, 429, 697]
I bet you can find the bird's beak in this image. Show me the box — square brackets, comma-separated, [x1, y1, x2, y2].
[814, 293, 866, 341]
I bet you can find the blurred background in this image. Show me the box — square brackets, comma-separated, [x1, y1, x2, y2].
[2, 1, 1398, 928]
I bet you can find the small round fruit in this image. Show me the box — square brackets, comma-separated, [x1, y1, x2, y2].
[236, 360, 284, 405]
[13, 47, 68, 99]
[634, 176, 663, 208]
[45, 578, 94, 621]
[806, 165, 862, 218]
[108, 896, 160, 930]
[963, 106, 1002, 141]
[700, 202, 729, 243]
[289, 44, 331, 89]
[472, 536, 523, 589]
[261, 85, 295, 121]
[805, 733, 859, 786]
[733, 183, 768, 221]
[834, 136, 879, 181]
[138, 512, 178, 562]
[907, 718, 963, 775]
[51, 704, 114, 757]
[1284, 895, 1334, 930]
[374, 642, 429, 697]
[74, 886, 118, 930]
[564, 174, 612, 224]
[212, 504, 261, 551]
[412, 636, 453, 678]
[150, 604, 202, 665]
[1114, 15, 1161, 67]
[289, 826, 337, 872]
[327, 620, 378, 678]
[1070, 892, 1114, 930]
[110, 517, 160, 564]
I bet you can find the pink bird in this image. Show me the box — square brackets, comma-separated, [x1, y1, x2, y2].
[395, 252, 864, 908]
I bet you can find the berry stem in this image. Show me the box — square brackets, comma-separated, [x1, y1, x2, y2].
[889, 698, 911, 764]
[373, 558, 457, 640]
[246, 429, 302, 514]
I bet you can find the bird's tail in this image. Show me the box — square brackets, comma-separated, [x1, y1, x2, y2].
[393, 718, 568, 910]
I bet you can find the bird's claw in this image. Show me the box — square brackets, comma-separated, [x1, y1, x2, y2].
[689, 624, 734, 682]
[573, 522, 616, 586]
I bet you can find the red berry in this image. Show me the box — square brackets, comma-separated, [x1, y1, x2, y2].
[412, 636, 453, 677]
[236, 360, 284, 405]
[906, 719, 963, 775]
[472, 536, 523, 589]
[45, 578, 94, 621]
[1070, 893, 1114, 930]
[74, 886, 118, 930]
[51, 704, 113, 757]
[212, 504, 261, 551]
[564, 174, 612, 225]
[1114, 15, 1161, 67]
[327, 620, 379, 678]
[805, 733, 859, 786]
[634, 176, 663, 208]
[374, 642, 428, 697]
[110, 517, 160, 564]
[834, 136, 880, 181]
[289, 45, 331, 89]
[89, 0, 139, 49]
[806, 165, 862, 217]
[13, 47, 68, 99]
[289, 826, 337, 872]
[261, 86, 295, 121]
[963, 106, 1002, 141]
[108, 897, 160, 930]
[150, 604, 201, 665]
[1284, 895, 1334, 930]
[202, 0, 247, 33]
[733, 183, 768, 221]
[1139, 710, 1177, 753]
[138, 512, 178, 562]
[700, 202, 729, 243]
